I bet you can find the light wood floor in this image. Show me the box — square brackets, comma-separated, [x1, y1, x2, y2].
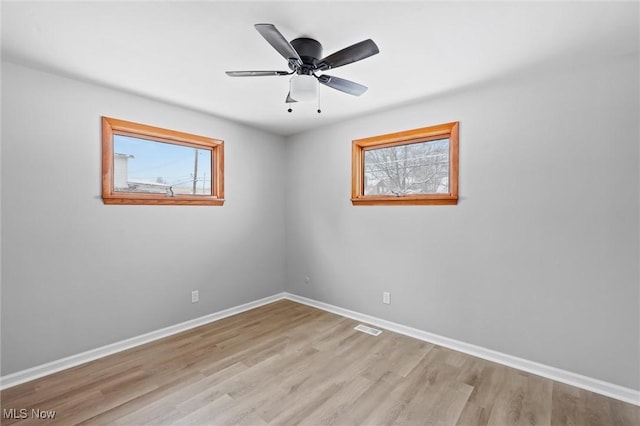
[1, 300, 638, 425]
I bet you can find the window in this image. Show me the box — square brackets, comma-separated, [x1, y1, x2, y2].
[102, 117, 224, 205]
[351, 122, 458, 205]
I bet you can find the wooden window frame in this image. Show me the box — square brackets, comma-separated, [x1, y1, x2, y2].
[351, 122, 459, 206]
[102, 117, 224, 206]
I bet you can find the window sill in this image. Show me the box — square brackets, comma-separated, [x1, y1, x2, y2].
[102, 194, 225, 206]
[351, 195, 457, 206]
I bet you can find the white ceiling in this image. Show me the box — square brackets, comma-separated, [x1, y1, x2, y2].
[2, 1, 638, 136]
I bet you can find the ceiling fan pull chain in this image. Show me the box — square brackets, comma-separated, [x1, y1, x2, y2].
[288, 78, 294, 113]
[317, 86, 322, 114]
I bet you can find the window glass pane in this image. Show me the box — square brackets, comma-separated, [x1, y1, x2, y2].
[113, 135, 212, 196]
[364, 138, 449, 196]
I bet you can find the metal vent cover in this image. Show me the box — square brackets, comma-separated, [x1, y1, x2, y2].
[354, 324, 382, 336]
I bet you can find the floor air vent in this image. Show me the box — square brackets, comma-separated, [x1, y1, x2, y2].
[354, 324, 382, 336]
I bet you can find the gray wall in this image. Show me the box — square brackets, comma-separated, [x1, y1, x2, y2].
[285, 54, 639, 390]
[1, 62, 287, 375]
[3, 53, 639, 391]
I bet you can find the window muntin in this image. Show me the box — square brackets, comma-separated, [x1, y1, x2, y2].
[102, 117, 224, 205]
[352, 122, 458, 205]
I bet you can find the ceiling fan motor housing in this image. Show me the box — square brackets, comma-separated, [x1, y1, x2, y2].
[290, 38, 323, 73]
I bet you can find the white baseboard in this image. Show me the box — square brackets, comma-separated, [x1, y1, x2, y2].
[283, 292, 640, 406]
[2, 291, 638, 407]
[0, 293, 286, 391]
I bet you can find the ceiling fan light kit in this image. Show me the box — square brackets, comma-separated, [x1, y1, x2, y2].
[226, 23, 379, 112]
[290, 74, 318, 102]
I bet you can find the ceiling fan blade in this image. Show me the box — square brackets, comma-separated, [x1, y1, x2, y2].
[226, 70, 290, 77]
[285, 92, 298, 103]
[318, 75, 368, 96]
[254, 24, 302, 67]
[317, 39, 379, 71]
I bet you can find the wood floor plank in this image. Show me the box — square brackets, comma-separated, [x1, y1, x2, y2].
[1, 300, 638, 425]
[331, 372, 404, 425]
[297, 375, 374, 425]
[456, 401, 492, 426]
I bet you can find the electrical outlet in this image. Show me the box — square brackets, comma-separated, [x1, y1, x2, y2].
[383, 292, 390, 304]
[191, 290, 199, 303]
[304, 276, 311, 285]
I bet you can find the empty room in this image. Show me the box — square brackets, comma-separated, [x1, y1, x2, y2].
[1, 1, 639, 425]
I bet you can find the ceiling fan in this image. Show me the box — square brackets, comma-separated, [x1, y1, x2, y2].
[226, 24, 379, 108]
